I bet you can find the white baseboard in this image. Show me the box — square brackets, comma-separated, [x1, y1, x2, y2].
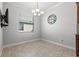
[3, 38, 75, 50]
[42, 39, 75, 50]
[3, 39, 39, 48]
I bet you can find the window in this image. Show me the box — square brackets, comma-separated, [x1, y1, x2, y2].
[19, 16, 34, 32]
[19, 22, 33, 32]
[19, 22, 34, 32]
[24, 24, 33, 32]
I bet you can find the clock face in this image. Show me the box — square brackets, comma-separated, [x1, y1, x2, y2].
[47, 14, 57, 24]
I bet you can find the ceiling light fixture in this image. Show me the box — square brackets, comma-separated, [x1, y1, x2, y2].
[32, 1, 44, 16]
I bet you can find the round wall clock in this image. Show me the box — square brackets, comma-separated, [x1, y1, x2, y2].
[47, 14, 57, 24]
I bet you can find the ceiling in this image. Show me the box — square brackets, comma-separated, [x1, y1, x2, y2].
[5, 2, 60, 11]
[17, 2, 59, 11]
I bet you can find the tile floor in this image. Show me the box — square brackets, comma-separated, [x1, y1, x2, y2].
[1, 40, 76, 57]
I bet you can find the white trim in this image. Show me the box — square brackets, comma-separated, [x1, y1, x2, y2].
[42, 39, 75, 50]
[3, 39, 39, 48]
[3, 38, 76, 50]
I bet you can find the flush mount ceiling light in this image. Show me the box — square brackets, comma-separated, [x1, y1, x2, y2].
[32, 2, 44, 16]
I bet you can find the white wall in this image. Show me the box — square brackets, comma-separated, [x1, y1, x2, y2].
[0, 2, 3, 56]
[3, 3, 41, 46]
[3, 2, 77, 50]
[41, 2, 77, 49]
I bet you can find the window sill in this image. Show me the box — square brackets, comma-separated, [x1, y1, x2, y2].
[18, 31, 34, 33]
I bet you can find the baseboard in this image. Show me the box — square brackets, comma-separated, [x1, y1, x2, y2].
[3, 38, 75, 50]
[42, 39, 75, 50]
[3, 39, 39, 48]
